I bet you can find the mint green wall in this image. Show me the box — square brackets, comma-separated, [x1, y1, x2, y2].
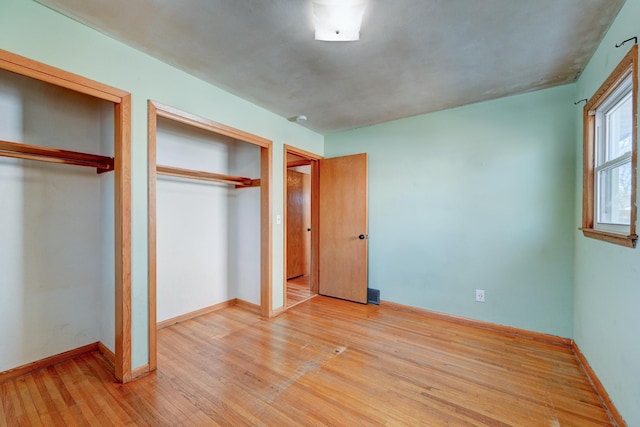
[573, 0, 640, 424]
[0, 0, 324, 369]
[326, 85, 576, 337]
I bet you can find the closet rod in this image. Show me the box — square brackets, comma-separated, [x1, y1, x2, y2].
[156, 164, 259, 188]
[0, 140, 114, 173]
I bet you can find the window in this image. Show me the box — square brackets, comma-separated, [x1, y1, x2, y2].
[582, 45, 638, 247]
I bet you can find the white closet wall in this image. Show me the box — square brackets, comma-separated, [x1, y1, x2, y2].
[229, 141, 261, 305]
[156, 119, 231, 321]
[156, 119, 261, 322]
[0, 70, 114, 371]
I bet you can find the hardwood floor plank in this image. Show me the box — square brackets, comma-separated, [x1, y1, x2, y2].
[158, 325, 284, 424]
[55, 358, 120, 425]
[82, 353, 162, 426]
[286, 275, 316, 308]
[1, 381, 23, 426]
[156, 349, 260, 425]
[21, 375, 47, 426]
[2, 381, 27, 426]
[31, 371, 69, 426]
[15, 377, 44, 427]
[0, 296, 616, 426]
[42, 365, 93, 427]
[0, 384, 7, 425]
[75, 354, 137, 425]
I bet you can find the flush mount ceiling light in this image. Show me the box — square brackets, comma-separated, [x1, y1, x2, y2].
[312, 0, 367, 42]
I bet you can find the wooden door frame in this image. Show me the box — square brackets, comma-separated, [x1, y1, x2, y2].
[148, 101, 273, 372]
[0, 49, 133, 382]
[283, 145, 322, 307]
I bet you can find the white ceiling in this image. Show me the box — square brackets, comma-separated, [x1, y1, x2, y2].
[37, 0, 626, 134]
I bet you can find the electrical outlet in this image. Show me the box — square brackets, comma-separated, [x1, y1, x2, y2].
[475, 289, 485, 303]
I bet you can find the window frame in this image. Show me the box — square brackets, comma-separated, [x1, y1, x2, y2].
[594, 77, 633, 234]
[582, 45, 638, 248]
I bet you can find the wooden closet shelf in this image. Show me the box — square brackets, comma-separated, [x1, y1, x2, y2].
[0, 140, 114, 173]
[156, 164, 260, 188]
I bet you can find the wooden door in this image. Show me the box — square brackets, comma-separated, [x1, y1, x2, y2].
[318, 153, 368, 303]
[287, 169, 311, 279]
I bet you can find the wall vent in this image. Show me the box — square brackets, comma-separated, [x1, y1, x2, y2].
[367, 288, 380, 305]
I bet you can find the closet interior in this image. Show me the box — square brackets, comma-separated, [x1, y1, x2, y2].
[0, 68, 118, 376]
[148, 101, 272, 370]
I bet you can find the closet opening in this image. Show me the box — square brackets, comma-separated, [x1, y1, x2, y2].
[148, 101, 272, 372]
[284, 145, 321, 309]
[0, 49, 132, 383]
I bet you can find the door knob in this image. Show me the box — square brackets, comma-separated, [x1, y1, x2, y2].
[359, 234, 367, 240]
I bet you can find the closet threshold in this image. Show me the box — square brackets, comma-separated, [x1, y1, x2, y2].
[0, 140, 114, 173]
[156, 164, 259, 188]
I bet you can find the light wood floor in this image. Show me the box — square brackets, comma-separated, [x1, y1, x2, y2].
[286, 274, 316, 308]
[1, 296, 614, 426]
